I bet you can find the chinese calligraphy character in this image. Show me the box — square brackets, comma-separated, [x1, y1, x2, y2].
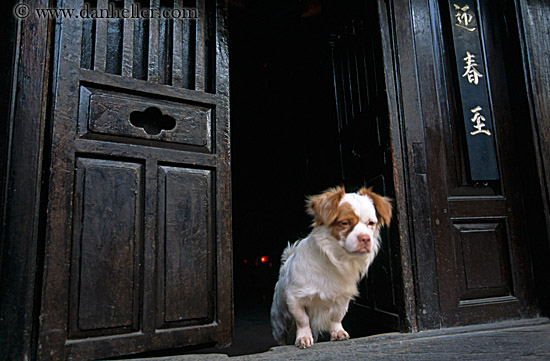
[453, 4, 477, 32]
[470, 106, 491, 136]
[463, 51, 483, 85]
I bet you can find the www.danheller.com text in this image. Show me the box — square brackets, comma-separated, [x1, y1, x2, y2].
[13, 2, 199, 20]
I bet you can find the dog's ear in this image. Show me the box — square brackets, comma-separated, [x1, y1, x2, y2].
[306, 186, 346, 226]
[359, 187, 393, 227]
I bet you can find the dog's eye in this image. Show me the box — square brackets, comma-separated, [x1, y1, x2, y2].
[368, 221, 376, 227]
[339, 221, 350, 227]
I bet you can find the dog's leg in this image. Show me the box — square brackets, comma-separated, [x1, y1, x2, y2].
[330, 322, 350, 341]
[330, 306, 350, 341]
[287, 297, 314, 348]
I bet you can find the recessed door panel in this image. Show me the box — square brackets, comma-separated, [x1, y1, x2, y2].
[157, 166, 214, 328]
[452, 219, 512, 301]
[70, 158, 143, 338]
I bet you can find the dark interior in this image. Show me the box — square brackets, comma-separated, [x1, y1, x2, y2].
[230, 0, 337, 301]
[226, 0, 401, 355]
[229, 1, 340, 354]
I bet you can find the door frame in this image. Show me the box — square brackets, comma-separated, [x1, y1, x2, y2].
[377, 0, 440, 331]
[375, 0, 418, 333]
[0, 0, 52, 359]
[518, 0, 550, 317]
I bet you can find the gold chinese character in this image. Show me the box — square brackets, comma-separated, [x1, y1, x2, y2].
[470, 106, 491, 136]
[453, 4, 477, 32]
[463, 51, 483, 85]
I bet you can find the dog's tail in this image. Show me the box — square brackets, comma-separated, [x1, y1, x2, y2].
[271, 241, 300, 344]
[280, 241, 299, 265]
[270, 281, 293, 345]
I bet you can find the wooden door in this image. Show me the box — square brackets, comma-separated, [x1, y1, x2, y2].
[428, 0, 536, 326]
[328, 3, 406, 334]
[38, 0, 231, 359]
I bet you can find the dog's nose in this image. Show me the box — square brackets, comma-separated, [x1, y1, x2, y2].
[357, 234, 371, 251]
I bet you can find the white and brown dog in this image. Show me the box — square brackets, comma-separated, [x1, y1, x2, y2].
[270, 186, 392, 348]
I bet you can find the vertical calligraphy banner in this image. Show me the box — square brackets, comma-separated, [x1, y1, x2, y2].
[448, 0, 499, 180]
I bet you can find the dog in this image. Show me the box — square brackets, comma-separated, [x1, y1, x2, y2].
[270, 186, 392, 348]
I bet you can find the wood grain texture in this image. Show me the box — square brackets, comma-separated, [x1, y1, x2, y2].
[0, 0, 52, 359]
[69, 158, 143, 337]
[520, 0, 550, 316]
[36, 0, 232, 359]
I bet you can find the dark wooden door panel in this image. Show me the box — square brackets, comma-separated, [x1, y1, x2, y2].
[79, 86, 214, 151]
[430, 0, 536, 326]
[451, 219, 513, 300]
[157, 166, 214, 329]
[38, 0, 231, 359]
[70, 158, 143, 339]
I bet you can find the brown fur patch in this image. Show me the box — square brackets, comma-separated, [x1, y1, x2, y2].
[359, 187, 393, 226]
[329, 203, 359, 240]
[306, 186, 346, 226]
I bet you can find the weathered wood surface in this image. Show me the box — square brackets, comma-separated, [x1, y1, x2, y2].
[387, 0, 539, 329]
[520, 0, 550, 317]
[35, 0, 232, 359]
[0, 0, 52, 359]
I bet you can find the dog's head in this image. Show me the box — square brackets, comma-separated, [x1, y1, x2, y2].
[306, 186, 392, 255]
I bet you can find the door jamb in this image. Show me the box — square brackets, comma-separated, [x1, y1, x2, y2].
[0, 1, 53, 359]
[377, 0, 420, 333]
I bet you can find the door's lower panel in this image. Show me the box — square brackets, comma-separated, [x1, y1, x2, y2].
[157, 166, 215, 330]
[69, 157, 144, 340]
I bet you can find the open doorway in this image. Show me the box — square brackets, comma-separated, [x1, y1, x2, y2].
[227, 0, 404, 355]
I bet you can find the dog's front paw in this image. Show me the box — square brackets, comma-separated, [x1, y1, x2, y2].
[295, 328, 314, 348]
[330, 329, 350, 341]
[295, 335, 314, 348]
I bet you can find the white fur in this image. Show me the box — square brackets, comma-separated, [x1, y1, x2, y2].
[270, 191, 385, 348]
